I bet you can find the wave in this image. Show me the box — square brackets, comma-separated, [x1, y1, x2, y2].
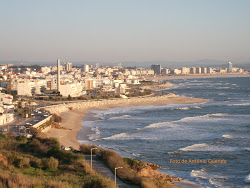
[132, 153, 140, 157]
[244, 174, 250, 183]
[109, 115, 132, 120]
[173, 106, 202, 111]
[102, 132, 129, 140]
[143, 113, 229, 129]
[205, 113, 229, 117]
[175, 107, 190, 110]
[88, 127, 101, 141]
[227, 103, 250, 106]
[179, 143, 248, 152]
[191, 168, 228, 187]
[221, 134, 233, 139]
[190, 169, 207, 179]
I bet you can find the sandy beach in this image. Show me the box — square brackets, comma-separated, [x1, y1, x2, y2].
[45, 94, 206, 149]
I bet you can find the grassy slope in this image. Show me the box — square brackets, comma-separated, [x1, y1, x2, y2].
[0, 133, 115, 188]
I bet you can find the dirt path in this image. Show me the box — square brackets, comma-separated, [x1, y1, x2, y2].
[85, 155, 139, 188]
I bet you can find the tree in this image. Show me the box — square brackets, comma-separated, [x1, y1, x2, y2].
[67, 95, 72, 101]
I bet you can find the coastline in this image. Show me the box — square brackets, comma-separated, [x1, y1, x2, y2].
[44, 94, 206, 149]
[144, 73, 250, 81]
[44, 95, 206, 188]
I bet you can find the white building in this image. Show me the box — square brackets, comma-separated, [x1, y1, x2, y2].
[65, 62, 72, 72]
[82, 64, 89, 72]
[161, 68, 170, 75]
[196, 67, 202, 74]
[0, 93, 13, 105]
[173, 69, 181, 75]
[41, 66, 51, 74]
[190, 67, 196, 74]
[0, 113, 14, 126]
[181, 67, 190, 74]
[59, 83, 83, 97]
[201, 67, 207, 74]
[17, 80, 47, 96]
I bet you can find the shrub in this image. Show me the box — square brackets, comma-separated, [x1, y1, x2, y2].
[15, 157, 30, 168]
[52, 114, 62, 123]
[79, 144, 99, 155]
[124, 158, 144, 171]
[42, 157, 58, 168]
[99, 149, 140, 185]
[30, 158, 42, 168]
[16, 135, 28, 143]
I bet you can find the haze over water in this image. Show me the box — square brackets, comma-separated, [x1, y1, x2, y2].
[79, 77, 250, 187]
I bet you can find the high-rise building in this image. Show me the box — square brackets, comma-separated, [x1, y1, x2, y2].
[207, 67, 213, 74]
[196, 67, 201, 74]
[65, 62, 72, 72]
[181, 67, 189, 74]
[190, 67, 196, 74]
[201, 67, 207, 74]
[151, 64, 161, 74]
[57, 59, 60, 93]
[228, 62, 233, 73]
[82, 64, 89, 72]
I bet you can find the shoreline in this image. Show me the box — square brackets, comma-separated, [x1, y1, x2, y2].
[45, 94, 207, 149]
[144, 73, 250, 81]
[44, 94, 207, 188]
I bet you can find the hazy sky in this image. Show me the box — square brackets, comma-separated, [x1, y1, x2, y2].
[1, 0, 250, 63]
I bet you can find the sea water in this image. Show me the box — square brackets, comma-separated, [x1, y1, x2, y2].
[78, 77, 250, 188]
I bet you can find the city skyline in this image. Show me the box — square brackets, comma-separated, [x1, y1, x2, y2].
[1, 0, 250, 63]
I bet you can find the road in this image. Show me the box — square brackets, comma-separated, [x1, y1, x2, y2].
[85, 155, 139, 188]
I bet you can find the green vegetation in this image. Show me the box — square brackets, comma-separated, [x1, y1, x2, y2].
[0, 134, 116, 188]
[126, 89, 152, 97]
[14, 101, 32, 118]
[79, 144, 173, 188]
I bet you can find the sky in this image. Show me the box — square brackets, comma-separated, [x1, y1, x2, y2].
[0, 0, 250, 64]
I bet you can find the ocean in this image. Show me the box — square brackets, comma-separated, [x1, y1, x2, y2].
[78, 77, 250, 188]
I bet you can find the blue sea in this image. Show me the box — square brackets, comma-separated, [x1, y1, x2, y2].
[78, 77, 250, 188]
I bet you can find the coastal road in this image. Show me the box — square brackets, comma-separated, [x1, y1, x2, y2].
[85, 155, 139, 188]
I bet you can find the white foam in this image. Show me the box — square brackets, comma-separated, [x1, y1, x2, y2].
[227, 103, 250, 106]
[190, 169, 207, 179]
[144, 121, 179, 129]
[179, 143, 244, 152]
[191, 169, 228, 187]
[88, 127, 101, 141]
[191, 106, 202, 109]
[109, 115, 131, 120]
[180, 143, 209, 151]
[173, 106, 202, 110]
[205, 113, 229, 117]
[244, 174, 250, 183]
[222, 134, 233, 139]
[132, 153, 140, 157]
[175, 107, 190, 110]
[102, 132, 129, 140]
[143, 113, 229, 129]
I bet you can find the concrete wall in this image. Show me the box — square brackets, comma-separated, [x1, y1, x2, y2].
[32, 115, 52, 130]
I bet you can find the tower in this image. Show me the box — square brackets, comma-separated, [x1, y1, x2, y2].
[228, 62, 233, 73]
[57, 59, 60, 92]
